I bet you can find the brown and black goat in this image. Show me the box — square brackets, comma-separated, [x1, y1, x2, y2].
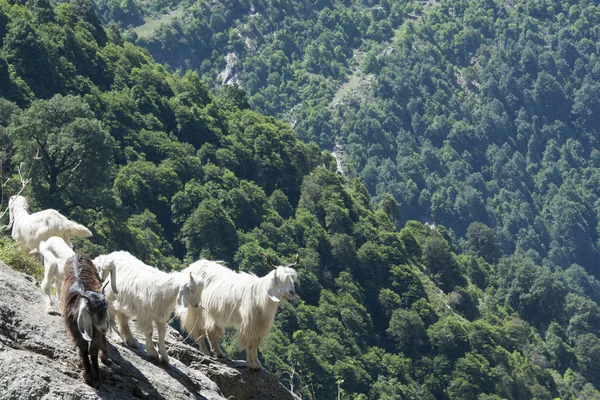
[61, 254, 111, 388]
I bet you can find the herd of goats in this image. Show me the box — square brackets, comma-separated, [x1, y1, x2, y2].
[5, 195, 299, 388]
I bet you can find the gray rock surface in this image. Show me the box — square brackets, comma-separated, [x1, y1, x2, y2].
[0, 260, 301, 400]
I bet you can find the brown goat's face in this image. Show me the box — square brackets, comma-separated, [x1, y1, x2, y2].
[79, 292, 110, 339]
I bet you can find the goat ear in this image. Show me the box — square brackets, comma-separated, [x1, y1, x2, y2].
[109, 265, 118, 294]
[177, 286, 190, 307]
[77, 298, 94, 342]
[267, 280, 280, 303]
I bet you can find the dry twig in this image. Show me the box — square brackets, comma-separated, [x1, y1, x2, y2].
[0, 150, 38, 227]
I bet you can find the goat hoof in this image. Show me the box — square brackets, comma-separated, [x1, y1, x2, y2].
[84, 375, 95, 388]
[84, 372, 101, 389]
[101, 358, 112, 366]
[126, 340, 139, 348]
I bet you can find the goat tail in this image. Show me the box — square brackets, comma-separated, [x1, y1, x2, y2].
[65, 221, 93, 238]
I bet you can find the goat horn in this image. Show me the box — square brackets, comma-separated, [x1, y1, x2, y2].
[287, 254, 300, 268]
[260, 251, 276, 269]
[101, 279, 110, 294]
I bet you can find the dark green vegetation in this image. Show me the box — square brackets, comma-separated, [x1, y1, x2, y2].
[2, 0, 600, 398]
[123, 0, 404, 126]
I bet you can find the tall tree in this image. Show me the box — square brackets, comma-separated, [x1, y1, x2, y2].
[8, 94, 116, 207]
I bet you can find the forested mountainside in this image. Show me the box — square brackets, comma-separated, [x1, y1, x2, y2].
[112, 0, 600, 280]
[2, 0, 600, 399]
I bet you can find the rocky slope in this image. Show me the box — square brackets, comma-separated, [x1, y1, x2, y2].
[0, 261, 299, 400]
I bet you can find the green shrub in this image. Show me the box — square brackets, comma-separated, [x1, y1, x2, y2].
[0, 234, 44, 282]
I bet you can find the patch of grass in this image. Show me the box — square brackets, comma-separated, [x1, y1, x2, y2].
[0, 234, 44, 282]
[132, 7, 184, 39]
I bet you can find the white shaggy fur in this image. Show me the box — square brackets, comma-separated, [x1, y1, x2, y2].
[39, 237, 74, 313]
[93, 251, 204, 363]
[7, 195, 92, 254]
[179, 258, 297, 370]
[38, 237, 118, 314]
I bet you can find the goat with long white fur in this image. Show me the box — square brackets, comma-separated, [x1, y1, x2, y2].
[179, 253, 298, 370]
[39, 236, 118, 314]
[6, 195, 92, 254]
[93, 251, 204, 363]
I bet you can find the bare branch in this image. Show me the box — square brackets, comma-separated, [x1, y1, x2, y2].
[0, 150, 38, 227]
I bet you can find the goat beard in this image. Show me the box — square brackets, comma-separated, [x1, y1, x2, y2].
[6, 213, 13, 230]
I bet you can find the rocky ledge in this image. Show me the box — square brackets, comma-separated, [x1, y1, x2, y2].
[0, 260, 300, 400]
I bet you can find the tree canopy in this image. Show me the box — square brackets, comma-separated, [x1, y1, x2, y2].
[1, 0, 600, 398]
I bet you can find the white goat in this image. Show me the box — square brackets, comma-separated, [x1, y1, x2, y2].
[93, 251, 204, 363]
[179, 254, 298, 370]
[6, 195, 92, 254]
[39, 237, 118, 314]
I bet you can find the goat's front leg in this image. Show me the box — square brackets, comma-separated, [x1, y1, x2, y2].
[197, 333, 210, 355]
[116, 313, 138, 348]
[246, 344, 262, 370]
[77, 338, 94, 387]
[137, 320, 158, 359]
[55, 279, 63, 305]
[40, 268, 55, 314]
[143, 328, 159, 360]
[156, 322, 169, 363]
[100, 335, 111, 366]
[206, 329, 224, 358]
[191, 309, 210, 355]
[89, 336, 102, 388]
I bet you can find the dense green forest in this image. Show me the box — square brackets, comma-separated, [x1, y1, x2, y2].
[107, 0, 600, 276]
[2, 0, 600, 398]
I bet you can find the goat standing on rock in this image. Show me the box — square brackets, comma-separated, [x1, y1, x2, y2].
[180, 253, 298, 370]
[61, 254, 111, 388]
[93, 251, 204, 364]
[6, 195, 92, 254]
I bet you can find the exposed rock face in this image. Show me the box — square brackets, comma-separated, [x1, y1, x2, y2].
[0, 261, 300, 400]
[217, 53, 240, 86]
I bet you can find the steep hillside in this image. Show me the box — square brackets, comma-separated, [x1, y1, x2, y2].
[111, 0, 600, 282]
[116, 0, 399, 126]
[2, 0, 600, 399]
[105, 2, 600, 395]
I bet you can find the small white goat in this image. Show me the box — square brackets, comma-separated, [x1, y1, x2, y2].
[6, 195, 92, 254]
[179, 253, 298, 370]
[39, 237, 118, 314]
[93, 251, 204, 363]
